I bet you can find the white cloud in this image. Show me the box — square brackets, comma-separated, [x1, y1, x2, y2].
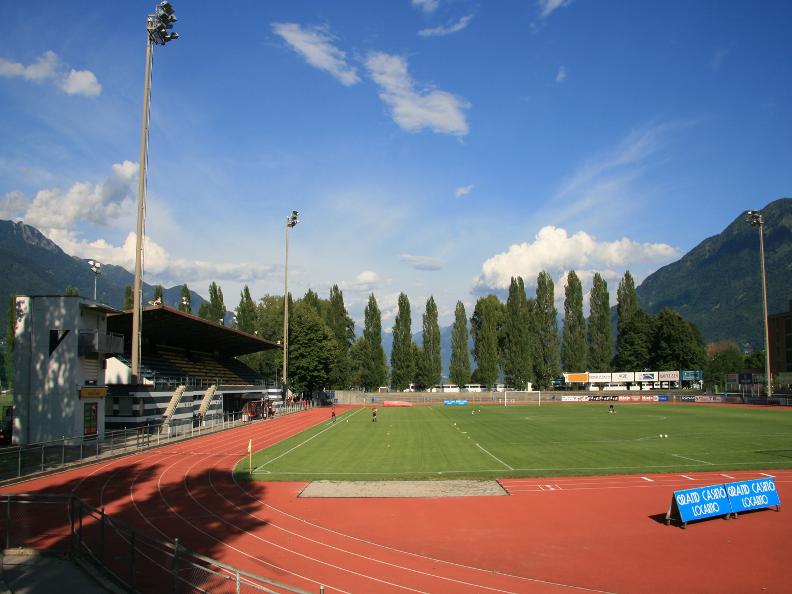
[0, 51, 101, 96]
[538, 0, 573, 18]
[412, 0, 440, 14]
[0, 191, 28, 219]
[474, 225, 679, 291]
[454, 184, 473, 198]
[400, 254, 444, 271]
[418, 14, 473, 37]
[20, 161, 138, 230]
[556, 65, 567, 83]
[365, 51, 469, 136]
[272, 23, 360, 86]
[60, 69, 102, 96]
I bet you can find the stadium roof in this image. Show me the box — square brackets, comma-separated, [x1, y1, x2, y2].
[107, 305, 281, 357]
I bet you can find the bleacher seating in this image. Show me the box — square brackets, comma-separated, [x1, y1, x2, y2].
[143, 345, 264, 386]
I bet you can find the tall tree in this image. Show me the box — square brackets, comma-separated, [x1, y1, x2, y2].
[199, 282, 226, 324]
[123, 285, 134, 310]
[247, 295, 285, 382]
[471, 295, 503, 387]
[501, 277, 532, 389]
[650, 308, 706, 371]
[449, 301, 472, 388]
[287, 302, 337, 393]
[358, 294, 388, 390]
[325, 285, 355, 389]
[534, 271, 561, 389]
[235, 286, 257, 333]
[178, 284, 191, 313]
[302, 289, 323, 317]
[390, 293, 416, 390]
[587, 273, 611, 372]
[561, 270, 587, 373]
[705, 345, 744, 391]
[418, 296, 442, 390]
[614, 271, 653, 370]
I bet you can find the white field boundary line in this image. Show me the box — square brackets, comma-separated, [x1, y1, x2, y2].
[253, 408, 363, 472]
[475, 443, 514, 470]
[672, 453, 713, 465]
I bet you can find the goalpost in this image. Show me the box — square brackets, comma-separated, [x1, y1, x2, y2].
[503, 391, 542, 406]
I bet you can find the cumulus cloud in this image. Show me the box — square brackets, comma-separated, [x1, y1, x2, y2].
[365, 51, 469, 136]
[0, 51, 101, 96]
[418, 14, 473, 37]
[556, 65, 567, 83]
[400, 254, 444, 271]
[0, 191, 28, 219]
[454, 184, 473, 198]
[474, 226, 679, 291]
[412, 0, 440, 13]
[20, 161, 138, 230]
[272, 23, 360, 86]
[538, 0, 573, 18]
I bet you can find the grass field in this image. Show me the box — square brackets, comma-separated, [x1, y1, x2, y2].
[234, 403, 792, 481]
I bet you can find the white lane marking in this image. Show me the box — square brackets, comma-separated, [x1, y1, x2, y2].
[759, 472, 776, 477]
[681, 475, 695, 480]
[475, 443, 514, 470]
[721, 473, 735, 479]
[640, 476, 653, 482]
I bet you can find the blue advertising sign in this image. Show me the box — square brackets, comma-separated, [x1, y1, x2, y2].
[443, 399, 469, 406]
[681, 370, 702, 381]
[726, 478, 781, 514]
[672, 484, 730, 523]
[658, 395, 669, 402]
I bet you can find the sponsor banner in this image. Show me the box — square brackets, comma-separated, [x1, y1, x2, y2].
[658, 395, 670, 402]
[659, 370, 680, 381]
[629, 395, 643, 402]
[695, 395, 724, 403]
[443, 400, 468, 406]
[635, 371, 658, 382]
[561, 395, 589, 402]
[612, 371, 635, 383]
[589, 395, 618, 401]
[673, 485, 730, 523]
[588, 372, 611, 383]
[642, 395, 656, 402]
[680, 395, 696, 402]
[682, 370, 702, 381]
[564, 372, 589, 383]
[726, 478, 780, 514]
[618, 395, 632, 402]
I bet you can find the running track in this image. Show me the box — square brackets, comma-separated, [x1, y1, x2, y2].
[6, 406, 792, 593]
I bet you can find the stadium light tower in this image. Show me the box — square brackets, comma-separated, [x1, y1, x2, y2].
[131, 2, 180, 384]
[282, 210, 300, 391]
[88, 259, 102, 300]
[745, 210, 772, 402]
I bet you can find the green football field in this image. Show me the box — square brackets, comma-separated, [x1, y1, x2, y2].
[235, 403, 792, 481]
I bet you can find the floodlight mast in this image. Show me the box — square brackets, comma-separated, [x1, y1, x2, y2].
[745, 210, 772, 401]
[282, 211, 300, 392]
[131, 2, 180, 384]
[88, 260, 102, 300]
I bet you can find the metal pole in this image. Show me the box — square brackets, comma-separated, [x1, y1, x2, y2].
[131, 24, 155, 384]
[93, 275, 97, 301]
[282, 220, 289, 391]
[758, 221, 772, 401]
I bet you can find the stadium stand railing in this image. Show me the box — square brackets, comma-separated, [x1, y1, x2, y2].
[0, 493, 313, 593]
[0, 403, 312, 485]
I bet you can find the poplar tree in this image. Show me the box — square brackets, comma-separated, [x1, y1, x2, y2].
[390, 293, 416, 390]
[325, 285, 355, 389]
[614, 271, 652, 370]
[449, 301, 471, 388]
[650, 308, 706, 371]
[419, 296, 442, 390]
[471, 295, 502, 387]
[501, 277, 532, 389]
[178, 284, 192, 313]
[561, 270, 587, 373]
[587, 273, 611, 372]
[235, 286, 257, 333]
[359, 294, 388, 390]
[200, 282, 226, 324]
[123, 285, 133, 310]
[534, 271, 561, 389]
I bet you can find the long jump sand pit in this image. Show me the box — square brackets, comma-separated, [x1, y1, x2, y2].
[299, 479, 508, 498]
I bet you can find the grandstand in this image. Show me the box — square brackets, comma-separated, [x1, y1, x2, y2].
[104, 304, 281, 432]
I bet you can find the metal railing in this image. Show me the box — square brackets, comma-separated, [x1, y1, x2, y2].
[0, 404, 314, 484]
[78, 330, 125, 355]
[0, 493, 313, 593]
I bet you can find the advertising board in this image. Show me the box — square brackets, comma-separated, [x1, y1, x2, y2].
[564, 372, 589, 383]
[680, 395, 696, 402]
[657, 395, 669, 402]
[588, 372, 611, 383]
[443, 400, 468, 406]
[671, 485, 730, 523]
[641, 395, 656, 402]
[635, 371, 658, 382]
[725, 478, 780, 514]
[561, 395, 589, 402]
[682, 370, 702, 381]
[612, 371, 635, 382]
[695, 395, 724, 403]
[659, 371, 680, 381]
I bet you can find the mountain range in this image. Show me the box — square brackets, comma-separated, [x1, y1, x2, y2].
[2, 197, 791, 366]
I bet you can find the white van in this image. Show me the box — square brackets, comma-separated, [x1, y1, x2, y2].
[463, 384, 483, 392]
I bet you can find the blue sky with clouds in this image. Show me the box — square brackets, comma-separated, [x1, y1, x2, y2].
[1, 1, 790, 329]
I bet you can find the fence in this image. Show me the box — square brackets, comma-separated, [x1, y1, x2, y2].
[0, 403, 314, 484]
[0, 493, 313, 593]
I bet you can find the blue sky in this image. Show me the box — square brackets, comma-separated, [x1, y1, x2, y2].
[1, 1, 790, 330]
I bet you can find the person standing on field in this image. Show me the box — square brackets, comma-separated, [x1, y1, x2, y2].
[372, 407, 378, 422]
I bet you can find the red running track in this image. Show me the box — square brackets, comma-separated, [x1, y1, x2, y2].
[6, 406, 792, 593]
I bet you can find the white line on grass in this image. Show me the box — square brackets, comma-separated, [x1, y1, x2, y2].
[672, 453, 713, 465]
[474, 443, 513, 470]
[253, 408, 363, 472]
